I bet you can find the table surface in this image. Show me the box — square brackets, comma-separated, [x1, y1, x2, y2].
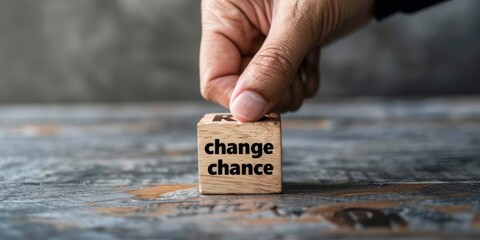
[1, 97, 479, 239]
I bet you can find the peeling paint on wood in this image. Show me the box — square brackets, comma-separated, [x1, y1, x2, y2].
[0, 98, 480, 239]
[129, 184, 197, 199]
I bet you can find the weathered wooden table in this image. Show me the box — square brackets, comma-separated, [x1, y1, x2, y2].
[1, 97, 479, 239]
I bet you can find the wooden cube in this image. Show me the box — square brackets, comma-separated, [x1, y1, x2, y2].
[197, 113, 282, 194]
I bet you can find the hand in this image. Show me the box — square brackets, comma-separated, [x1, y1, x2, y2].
[200, 0, 374, 122]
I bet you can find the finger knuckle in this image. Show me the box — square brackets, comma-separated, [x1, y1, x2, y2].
[253, 46, 296, 82]
[305, 88, 317, 98]
[200, 84, 213, 101]
[305, 79, 320, 98]
[291, 97, 303, 111]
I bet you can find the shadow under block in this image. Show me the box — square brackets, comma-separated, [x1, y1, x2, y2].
[197, 113, 282, 194]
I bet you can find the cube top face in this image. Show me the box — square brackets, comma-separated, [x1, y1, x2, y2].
[197, 113, 282, 194]
[198, 113, 280, 126]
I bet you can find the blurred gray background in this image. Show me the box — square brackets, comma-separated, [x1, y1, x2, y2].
[0, 0, 478, 103]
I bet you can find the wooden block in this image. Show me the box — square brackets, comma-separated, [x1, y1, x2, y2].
[197, 113, 282, 194]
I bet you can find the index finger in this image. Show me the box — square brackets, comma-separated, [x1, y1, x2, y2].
[199, 4, 242, 108]
[200, 30, 241, 109]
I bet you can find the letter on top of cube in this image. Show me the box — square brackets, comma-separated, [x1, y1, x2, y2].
[197, 113, 282, 194]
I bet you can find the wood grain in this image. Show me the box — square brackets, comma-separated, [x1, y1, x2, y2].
[0, 98, 479, 239]
[197, 113, 282, 194]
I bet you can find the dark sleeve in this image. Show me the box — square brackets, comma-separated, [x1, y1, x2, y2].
[375, 0, 449, 20]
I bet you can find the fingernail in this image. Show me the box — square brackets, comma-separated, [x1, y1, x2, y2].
[230, 91, 267, 122]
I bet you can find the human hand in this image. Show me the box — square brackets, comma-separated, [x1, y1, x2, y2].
[200, 0, 374, 122]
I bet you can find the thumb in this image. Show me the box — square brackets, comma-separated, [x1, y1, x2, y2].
[229, 21, 313, 122]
